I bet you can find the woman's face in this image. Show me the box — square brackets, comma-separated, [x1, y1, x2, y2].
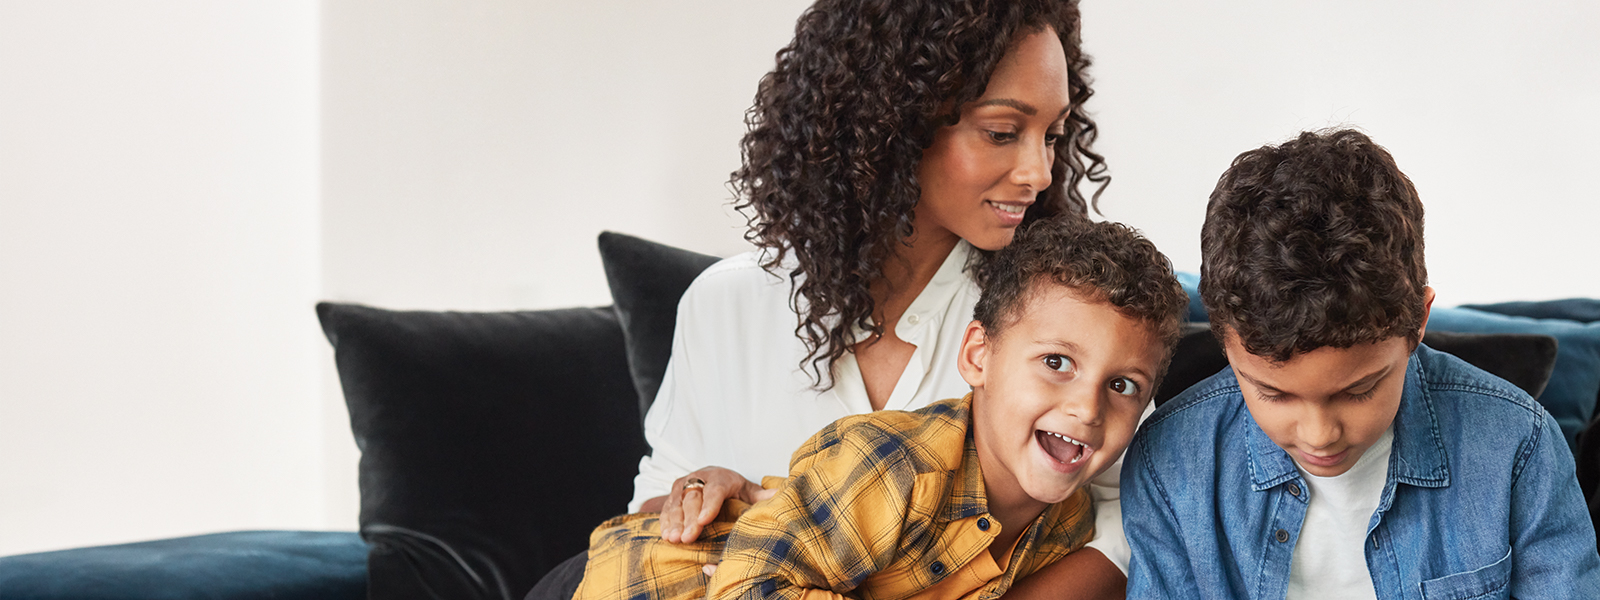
[915, 26, 1072, 252]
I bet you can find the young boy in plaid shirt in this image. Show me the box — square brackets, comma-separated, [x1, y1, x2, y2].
[574, 217, 1188, 600]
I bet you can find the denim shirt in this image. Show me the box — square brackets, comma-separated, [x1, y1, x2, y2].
[1123, 344, 1600, 599]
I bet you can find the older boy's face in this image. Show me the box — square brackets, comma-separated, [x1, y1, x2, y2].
[958, 283, 1164, 509]
[1224, 330, 1412, 478]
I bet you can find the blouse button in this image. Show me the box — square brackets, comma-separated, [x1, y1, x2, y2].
[1288, 483, 1302, 497]
[1275, 529, 1290, 543]
[907, 314, 921, 325]
[977, 517, 991, 531]
[930, 561, 946, 576]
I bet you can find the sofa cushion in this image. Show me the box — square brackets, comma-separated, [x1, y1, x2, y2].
[1152, 325, 1559, 410]
[1464, 298, 1600, 324]
[0, 531, 366, 600]
[1175, 272, 1208, 323]
[318, 303, 647, 600]
[597, 231, 721, 417]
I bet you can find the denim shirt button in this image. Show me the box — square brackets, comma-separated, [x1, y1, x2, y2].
[1288, 483, 1302, 497]
[1275, 529, 1290, 543]
[931, 561, 947, 576]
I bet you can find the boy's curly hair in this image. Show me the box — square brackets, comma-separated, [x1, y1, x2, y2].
[1200, 129, 1427, 363]
[975, 218, 1188, 386]
[732, 0, 1108, 389]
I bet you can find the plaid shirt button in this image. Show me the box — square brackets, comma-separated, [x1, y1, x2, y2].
[931, 561, 946, 576]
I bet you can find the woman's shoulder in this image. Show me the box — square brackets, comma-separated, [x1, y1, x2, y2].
[680, 249, 796, 307]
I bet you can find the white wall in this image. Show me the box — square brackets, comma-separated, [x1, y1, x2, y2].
[3, 0, 1596, 557]
[0, 2, 320, 555]
[320, 0, 812, 313]
[1084, 1, 1600, 306]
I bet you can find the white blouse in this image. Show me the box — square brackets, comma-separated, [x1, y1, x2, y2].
[629, 241, 1134, 573]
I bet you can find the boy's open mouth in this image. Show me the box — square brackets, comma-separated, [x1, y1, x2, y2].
[1037, 430, 1092, 465]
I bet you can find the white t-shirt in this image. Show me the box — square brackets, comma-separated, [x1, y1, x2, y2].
[1287, 425, 1395, 600]
[630, 241, 1136, 573]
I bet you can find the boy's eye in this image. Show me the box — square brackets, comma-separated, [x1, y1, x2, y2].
[1344, 388, 1377, 401]
[1109, 377, 1140, 397]
[1254, 390, 1284, 403]
[1042, 354, 1075, 373]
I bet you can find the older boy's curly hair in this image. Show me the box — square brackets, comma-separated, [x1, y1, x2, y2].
[975, 218, 1188, 384]
[1200, 129, 1427, 362]
[732, 0, 1107, 389]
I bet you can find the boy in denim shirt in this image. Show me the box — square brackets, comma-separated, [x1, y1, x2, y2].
[1122, 129, 1600, 599]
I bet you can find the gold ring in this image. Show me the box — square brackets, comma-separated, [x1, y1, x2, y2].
[682, 477, 706, 492]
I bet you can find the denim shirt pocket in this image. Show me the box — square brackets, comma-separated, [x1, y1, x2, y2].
[1419, 546, 1512, 600]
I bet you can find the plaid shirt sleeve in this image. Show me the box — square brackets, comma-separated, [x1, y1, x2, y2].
[706, 411, 950, 600]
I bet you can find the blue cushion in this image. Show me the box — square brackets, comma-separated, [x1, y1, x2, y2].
[0, 531, 366, 600]
[1429, 307, 1600, 453]
[1176, 272, 1207, 323]
[1463, 298, 1600, 324]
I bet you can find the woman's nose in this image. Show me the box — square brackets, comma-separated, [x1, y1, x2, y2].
[1010, 137, 1053, 192]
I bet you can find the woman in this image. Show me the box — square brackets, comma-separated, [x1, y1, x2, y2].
[532, 0, 1122, 598]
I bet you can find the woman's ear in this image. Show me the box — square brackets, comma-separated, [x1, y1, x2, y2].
[957, 320, 990, 389]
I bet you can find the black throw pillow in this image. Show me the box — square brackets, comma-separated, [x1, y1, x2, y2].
[1421, 331, 1559, 399]
[1154, 326, 1559, 408]
[1154, 324, 1230, 406]
[597, 232, 721, 417]
[318, 303, 648, 600]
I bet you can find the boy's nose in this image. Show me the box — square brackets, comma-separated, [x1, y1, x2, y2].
[1062, 385, 1104, 427]
[1298, 409, 1342, 450]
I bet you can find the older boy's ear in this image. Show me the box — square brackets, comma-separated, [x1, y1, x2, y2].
[1418, 286, 1437, 338]
[957, 320, 990, 388]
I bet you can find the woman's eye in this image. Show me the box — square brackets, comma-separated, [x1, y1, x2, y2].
[1042, 354, 1075, 373]
[985, 130, 1018, 143]
[1109, 377, 1141, 397]
[1044, 132, 1063, 146]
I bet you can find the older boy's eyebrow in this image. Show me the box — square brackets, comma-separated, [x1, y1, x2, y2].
[1341, 365, 1394, 392]
[1234, 370, 1286, 395]
[1237, 364, 1394, 397]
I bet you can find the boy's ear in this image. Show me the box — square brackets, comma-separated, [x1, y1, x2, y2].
[1417, 286, 1437, 339]
[957, 320, 990, 389]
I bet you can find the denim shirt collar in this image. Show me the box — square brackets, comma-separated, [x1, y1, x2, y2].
[1243, 349, 1451, 493]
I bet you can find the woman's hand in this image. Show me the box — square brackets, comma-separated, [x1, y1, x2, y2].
[641, 466, 776, 544]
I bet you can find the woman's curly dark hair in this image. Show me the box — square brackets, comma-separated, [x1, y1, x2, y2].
[732, 0, 1108, 388]
[1200, 129, 1428, 363]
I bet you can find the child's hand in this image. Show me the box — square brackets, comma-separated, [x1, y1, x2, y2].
[660, 467, 775, 544]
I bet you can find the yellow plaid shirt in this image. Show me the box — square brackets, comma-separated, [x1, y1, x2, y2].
[575, 394, 1095, 600]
